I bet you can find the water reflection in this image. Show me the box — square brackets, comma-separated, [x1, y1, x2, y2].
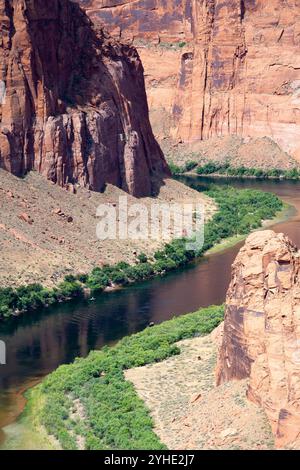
[1, 176, 300, 444]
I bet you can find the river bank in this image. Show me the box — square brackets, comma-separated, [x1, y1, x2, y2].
[0, 186, 283, 321]
[0, 177, 298, 450]
[2, 305, 225, 450]
[125, 326, 274, 450]
[169, 161, 300, 181]
[206, 201, 292, 256]
[164, 135, 299, 177]
[1, 387, 61, 450]
[0, 170, 215, 290]
[189, 172, 298, 180]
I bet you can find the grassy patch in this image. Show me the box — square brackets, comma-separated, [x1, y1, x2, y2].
[22, 305, 224, 450]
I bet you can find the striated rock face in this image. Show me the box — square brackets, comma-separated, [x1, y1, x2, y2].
[0, 0, 169, 197]
[216, 230, 300, 447]
[76, 1, 192, 42]
[78, 0, 300, 160]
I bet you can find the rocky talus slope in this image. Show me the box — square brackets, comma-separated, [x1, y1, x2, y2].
[78, 0, 300, 162]
[0, 169, 215, 287]
[0, 0, 169, 197]
[217, 230, 300, 448]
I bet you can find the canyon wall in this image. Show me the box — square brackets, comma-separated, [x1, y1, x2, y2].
[0, 0, 169, 197]
[78, 0, 300, 160]
[216, 230, 300, 448]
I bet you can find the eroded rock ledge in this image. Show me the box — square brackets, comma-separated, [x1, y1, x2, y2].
[77, 0, 300, 160]
[0, 0, 169, 197]
[217, 230, 300, 447]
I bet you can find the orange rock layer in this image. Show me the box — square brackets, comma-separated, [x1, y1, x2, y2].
[0, 0, 169, 197]
[78, 0, 300, 159]
[217, 230, 300, 448]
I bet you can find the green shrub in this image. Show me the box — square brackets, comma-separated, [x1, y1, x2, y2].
[0, 187, 283, 320]
[194, 161, 300, 180]
[57, 281, 83, 299]
[154, 250, 166, 261]
[77, 274, 88, 283]
[86, 269, 110, 292]
[168, 162, 184, 176]
[64, 275, 77, 283]
[134, 263, 154, 279]
[30, 305, 224, 450]
[196, 162, 219, 174]
[115, 262, 130, 271]
[123, 266, 143, 282]
[152, 260, 167, 274]
[285, 168, 300, 179]
[110, 271, 129, 286]
[137, 253, 148, 264]
[86, 279, 105, 294]
[0, 305, 10, 318]
[184, 160, 198, 172]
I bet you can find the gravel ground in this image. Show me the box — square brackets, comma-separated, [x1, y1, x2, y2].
[0, 170, 215, 287]
[162, 135, 298, 171]
[126, 329, 275, 450]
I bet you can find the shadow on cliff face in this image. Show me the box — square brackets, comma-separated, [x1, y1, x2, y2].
[79, 0, 300, 162]
[0, 0, 169, 197]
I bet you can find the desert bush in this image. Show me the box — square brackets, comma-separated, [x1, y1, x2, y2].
[0, 187, 283, 320]
[31, 305, 224, 450]
[137, 253, 148, 264]
[168, 162, 185, 176]
[57, 281, 83, 299]
[195, 161, 299, 180]
[184, 160, 198, 172]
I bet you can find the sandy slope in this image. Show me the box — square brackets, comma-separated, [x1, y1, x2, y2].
[125, 327, 275, 450]
[162, 136, 298, 171]
[0, 170, 215, 287]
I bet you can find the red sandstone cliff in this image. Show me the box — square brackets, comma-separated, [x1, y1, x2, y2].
[78, 1, 300, 160]
[0, 0, 169, 197]
[216, 230, 300, 448]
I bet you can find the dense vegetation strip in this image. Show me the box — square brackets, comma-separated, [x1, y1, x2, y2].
[24, 305, 224, 450]
[169, 160, 300, 179]
[0, 187, 283, 319]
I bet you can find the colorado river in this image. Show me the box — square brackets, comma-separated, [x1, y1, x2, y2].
[1, 176, 300, 448]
